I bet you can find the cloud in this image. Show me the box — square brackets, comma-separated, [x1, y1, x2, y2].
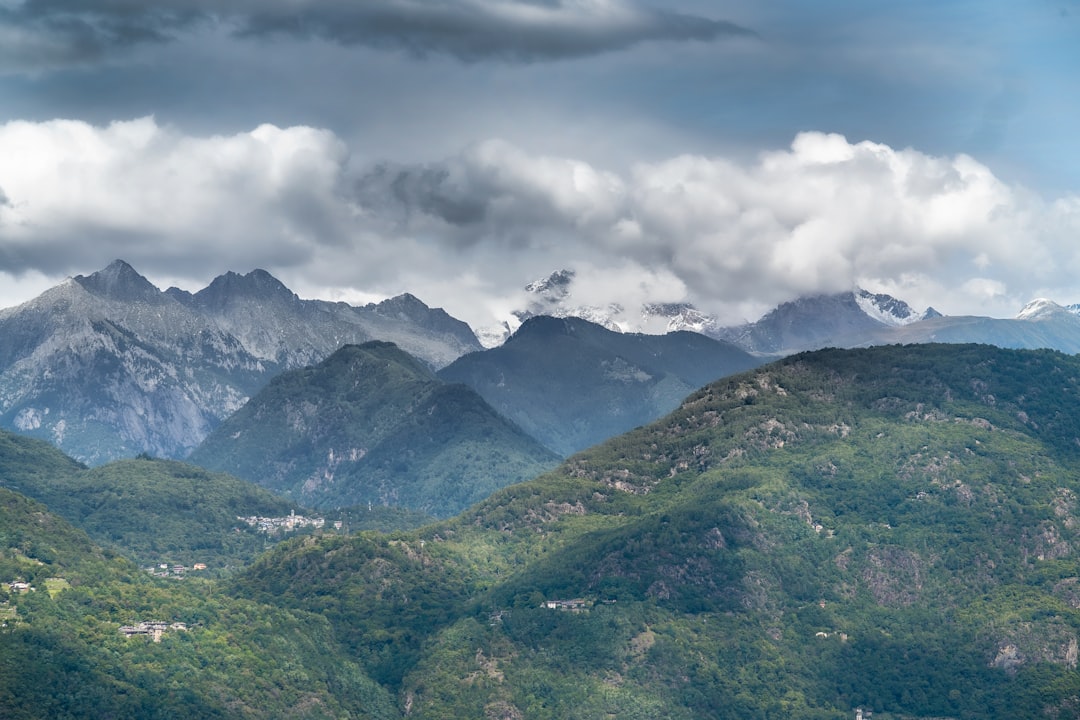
[0, 117, 357, 276]
[351, 131, 1080, 323]
[0, 2, 203, 70]
[232, 0, 754, 62]
[0, 0, 752, 71]
[2, 117, 1079, 328]
[355, 139, 627, 248]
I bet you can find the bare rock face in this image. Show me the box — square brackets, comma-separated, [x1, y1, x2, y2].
[860, 546, 926, 607]
[990, 622, 1079, 674]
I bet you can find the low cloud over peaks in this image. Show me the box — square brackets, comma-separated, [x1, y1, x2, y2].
[344, 131, 1080, 324]
[2, 118, 1079, 328]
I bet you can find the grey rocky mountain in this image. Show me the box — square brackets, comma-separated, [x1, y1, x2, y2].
[721, 292, 1080, 356]
[0, 260, 482, 464]
[713, 289, 938, 355]
[438, 315, 762, 457]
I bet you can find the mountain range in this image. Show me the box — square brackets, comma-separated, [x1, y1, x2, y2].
[0, 260, 481, 463]
[231, 343, 1080, 718]
[501, 268, 1080, 357]
[10, 343, 1080, 717]
[9, 260, 1080, 471]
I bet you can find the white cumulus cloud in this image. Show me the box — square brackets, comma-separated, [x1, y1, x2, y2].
[2, 118, 1079, 329]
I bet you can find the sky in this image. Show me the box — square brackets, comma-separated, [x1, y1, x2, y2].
[0, 0, 1078, 333]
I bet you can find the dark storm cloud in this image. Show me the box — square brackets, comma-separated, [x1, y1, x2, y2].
[359, 163, 491, 228]
[352, 140, 628, 250]
[0, 0, 752, 70]
[0, 1, 203, 68]
[233, 0, 754, 62]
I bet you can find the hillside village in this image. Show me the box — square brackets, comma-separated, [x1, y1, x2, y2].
[236, 510, 332, 536]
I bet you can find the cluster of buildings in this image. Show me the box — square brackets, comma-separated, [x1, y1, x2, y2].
[6, 580, 33, 594]
[119, 620, 188, 642]
[540, 597, 616, 612]
[542, 598, 590, 611]
[145, 562, 207, 578]
[236, 510, 331, 536]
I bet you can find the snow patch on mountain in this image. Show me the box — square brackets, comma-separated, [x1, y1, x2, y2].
[524, 269, 575, 298]
[641, 303, 721, 335]
[854, 289, 932, 327]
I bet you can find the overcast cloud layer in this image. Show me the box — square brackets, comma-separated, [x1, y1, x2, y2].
[2, 116, 1079, 329]
[0, 0, 750, 69]
[0, 1, 1077, 333]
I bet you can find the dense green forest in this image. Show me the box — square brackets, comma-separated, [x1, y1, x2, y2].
[8, 344, 1080, 717]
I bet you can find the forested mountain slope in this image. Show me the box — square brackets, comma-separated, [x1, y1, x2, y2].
[189, 342, 559, 515]
[0, 486, 397, 719]
[0, 429, 309, 571]
[233, 344, 1080, 719]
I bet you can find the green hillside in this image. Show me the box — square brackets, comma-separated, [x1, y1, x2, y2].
[0, 429, 318, 571]
[230, 344, 1080, 719]
[189, 341, 560, 515]
[0, 486, 397, 719]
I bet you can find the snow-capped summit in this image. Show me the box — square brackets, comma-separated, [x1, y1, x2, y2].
[854, 288, 939, 327]
[514, 269, 720, 338]
[494, 269, 627, 343]
[1016, 298, 1069, 321]
[486, 271, 943, 352]
[524, 269, 575, 298]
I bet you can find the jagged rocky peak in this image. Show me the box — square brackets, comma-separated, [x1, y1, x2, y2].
[515, 269, 624, 332]
[525, 269, 575, 298]
[191, 268, 298, 309]
[371, 293, 433, 319]
[73, 259, 163, 303]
